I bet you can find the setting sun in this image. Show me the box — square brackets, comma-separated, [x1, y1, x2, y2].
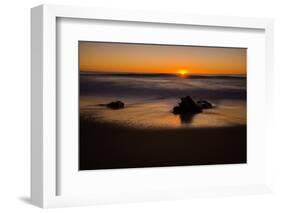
[178, 69, 189, 77]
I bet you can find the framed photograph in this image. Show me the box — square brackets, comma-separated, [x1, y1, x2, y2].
[78, 41, 248, 170]
[31, 4, 274, 208]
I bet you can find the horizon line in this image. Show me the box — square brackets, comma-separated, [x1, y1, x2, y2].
[80, 70, 247, 76]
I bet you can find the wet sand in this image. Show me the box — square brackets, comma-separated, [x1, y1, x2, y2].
[79, 116, 247, 170]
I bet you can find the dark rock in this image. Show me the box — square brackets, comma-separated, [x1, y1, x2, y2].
[179, 112, 196, 124]
[106, 101, 125, 109]
[172, 96, 202, 114]
[172, 106, 182, 114]
[196, 100, 213, 109]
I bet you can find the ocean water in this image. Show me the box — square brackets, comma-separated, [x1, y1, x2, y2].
[80, 72, 246, 128]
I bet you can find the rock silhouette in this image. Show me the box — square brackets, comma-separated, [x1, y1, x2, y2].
[172, 96, 213, 115]
[197, 100, 213, 109]
[106, 101, 125, 109]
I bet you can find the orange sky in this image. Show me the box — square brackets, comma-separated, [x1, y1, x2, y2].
[79, 41, 246, 75]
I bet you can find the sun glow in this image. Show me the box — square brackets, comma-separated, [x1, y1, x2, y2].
[178, 69, 189, 77]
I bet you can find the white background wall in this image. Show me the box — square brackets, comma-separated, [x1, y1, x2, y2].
[0, 0, 281, 212]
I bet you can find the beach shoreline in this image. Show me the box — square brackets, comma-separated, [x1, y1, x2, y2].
[79, 116, 247, 170]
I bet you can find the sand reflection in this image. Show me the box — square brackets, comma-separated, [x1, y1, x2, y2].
[80, 96, 246, 129]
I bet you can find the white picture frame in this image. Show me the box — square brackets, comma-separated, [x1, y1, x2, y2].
[31, 4, 274, 208]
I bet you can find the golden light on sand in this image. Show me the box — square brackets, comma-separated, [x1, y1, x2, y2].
[178, 69, 189, 77]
